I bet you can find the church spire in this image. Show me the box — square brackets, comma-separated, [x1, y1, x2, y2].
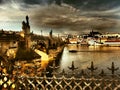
[26, 15, 29, 27]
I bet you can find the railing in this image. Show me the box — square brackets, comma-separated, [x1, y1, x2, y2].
[1, 61, 120, 90]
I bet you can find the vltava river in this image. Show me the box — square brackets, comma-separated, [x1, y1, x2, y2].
[58, 44, 120, 74]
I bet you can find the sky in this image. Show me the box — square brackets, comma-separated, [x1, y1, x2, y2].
[0, 0, 120, 35]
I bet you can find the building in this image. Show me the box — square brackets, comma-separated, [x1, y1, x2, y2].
[0, 30, 19, 54]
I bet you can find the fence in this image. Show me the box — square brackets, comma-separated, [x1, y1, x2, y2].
[1, 61, 120, 90]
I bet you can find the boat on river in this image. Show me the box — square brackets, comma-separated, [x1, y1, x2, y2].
[69, 50, 77, 53]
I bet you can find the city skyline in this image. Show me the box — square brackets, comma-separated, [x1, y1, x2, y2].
[0, 0, 120, 34]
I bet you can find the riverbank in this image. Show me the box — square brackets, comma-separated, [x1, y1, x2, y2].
[43, 46, 64, 76]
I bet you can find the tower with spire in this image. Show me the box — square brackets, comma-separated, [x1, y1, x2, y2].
[21, 15, 31, 49]
[49, 29, 53, 38]
[22, 15, 30, 35]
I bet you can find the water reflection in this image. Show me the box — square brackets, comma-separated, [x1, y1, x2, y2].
[59, 45, 120, 74]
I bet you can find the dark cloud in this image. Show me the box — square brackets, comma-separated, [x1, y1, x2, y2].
[42, 17, 117, 32]
[22, 0, 120, 10]
[23, 0, 43, 4]
[22, 0, 59, 5]
[0, 0, 3, 3]
[63, 0, 120, 10]
[0, 0, 5, 4]
[1, 0, 120, 11]
[30, 5, 118, 33]
[1, 0, 120, 10]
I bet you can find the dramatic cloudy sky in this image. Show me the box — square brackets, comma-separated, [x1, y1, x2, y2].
[0, 0, 120, 35]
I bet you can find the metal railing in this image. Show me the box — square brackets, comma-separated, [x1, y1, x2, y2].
[1, 61, 120, 90]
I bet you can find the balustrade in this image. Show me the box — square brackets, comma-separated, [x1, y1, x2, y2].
[1, 61, 120, 90]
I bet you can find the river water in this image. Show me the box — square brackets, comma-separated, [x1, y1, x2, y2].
[58, 44, 120, 74]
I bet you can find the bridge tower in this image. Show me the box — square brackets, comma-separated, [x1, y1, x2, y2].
[21, 15, 31, 49]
